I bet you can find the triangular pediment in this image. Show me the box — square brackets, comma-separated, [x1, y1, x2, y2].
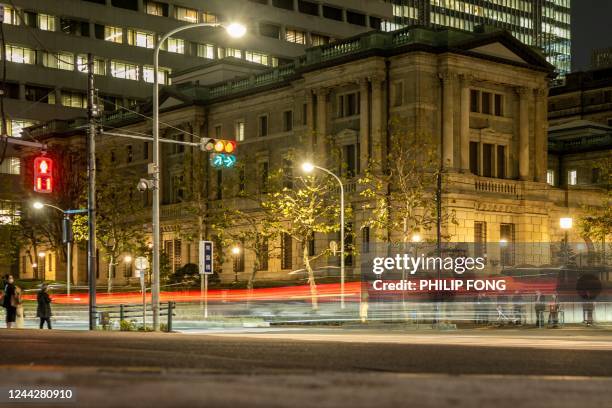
[468, 42, 527, 64]
[160, 97, 186, 110]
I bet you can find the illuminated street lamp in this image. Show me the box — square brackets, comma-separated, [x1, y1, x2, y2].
[231, 246, 241, 283]
[560, 217, 573, 266]
[38, 251, 45, 258]
[411, 233, 422, 243]
[301, 162, 345, 309]
[151, 21, 247, 331]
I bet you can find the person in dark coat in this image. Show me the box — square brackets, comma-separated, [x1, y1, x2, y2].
[37, 283, 52, 329]
[2, 275, 17, 328]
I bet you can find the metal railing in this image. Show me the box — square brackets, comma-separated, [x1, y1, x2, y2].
[94, 301, 176, 332]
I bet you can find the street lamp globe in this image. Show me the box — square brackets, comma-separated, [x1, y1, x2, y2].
[33, 202, 44, 210]
[560, 217, 573, 230]
[124, 255, 133, 263]
[411, 233, 422, 243]
[38, 251, 45, 258]
[302, 162, 315, 173]
[225, 23, 247, 38]
[231, 246, 241, 255]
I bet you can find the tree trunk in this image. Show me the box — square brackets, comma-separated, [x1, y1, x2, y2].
[107, 255, 114, 294]
[246, 263, 258, 309]
[303, 244, 318, 310]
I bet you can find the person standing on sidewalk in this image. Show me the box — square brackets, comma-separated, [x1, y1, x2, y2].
[534, 291, 546, 328]
[2, 276, 18, 328]
[37, 283, 52, 329]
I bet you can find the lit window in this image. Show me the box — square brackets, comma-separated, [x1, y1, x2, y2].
[7, 120, 36, 138]
[5, 45, 35, 64]
[202, 12, 218, 23]
[38, 14, 56, 31]
[568, 170, 577, 186]
[0, 201, 21, 226]
[104, 26, 123, 43]
[61, 91, 87, 109]
[2, 6, 19, 25]
[175, 6, 198, 23]
[225, 48, 242, 59]
[143, 66, 171, 85]
[0, 157, 20, 175]
[286, 29, 306, 44]
[547, 170, 555, 185]
[245, 51, 270, 65]
[42, 52, 74, 71]
[235, 121, 245, 141]
[197, 43, 215, 59]
[110, 61, 139, 80]
[165, 38, 185, 54]
[127, 29, 155, 48]
[77, 55, 106, 75]
[145, 1, 165, 16]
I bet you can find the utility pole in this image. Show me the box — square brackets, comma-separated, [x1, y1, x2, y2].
[87, 53, 97, 330]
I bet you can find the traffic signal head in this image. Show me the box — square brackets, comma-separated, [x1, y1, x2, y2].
[201, 138, 237, 154]
[33, 156, 53, 194]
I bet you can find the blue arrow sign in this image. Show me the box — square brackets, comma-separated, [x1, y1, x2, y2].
[223, 154, 236, 168]
[210, 153, 236, 169]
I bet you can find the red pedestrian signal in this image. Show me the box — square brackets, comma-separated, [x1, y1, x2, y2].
[34, 156, 53, 193]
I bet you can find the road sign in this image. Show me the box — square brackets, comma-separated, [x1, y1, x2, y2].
[135, 256, 149, 271]
[199, 241, 214, 275]
[210, 153, 236, 169]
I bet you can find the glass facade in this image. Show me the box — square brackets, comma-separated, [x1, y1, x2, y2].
[385, 0, 571, 75]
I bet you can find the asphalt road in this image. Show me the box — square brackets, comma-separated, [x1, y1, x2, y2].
[0, 328, 611, 408]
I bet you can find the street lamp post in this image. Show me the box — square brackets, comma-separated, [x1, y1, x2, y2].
[231, 246, 241, 283]
[33, 202, 87, 296]
[302, 162, 345, 309]
[151, 22, 246, 331]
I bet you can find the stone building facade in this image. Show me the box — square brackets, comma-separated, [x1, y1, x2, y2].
[18, 26, 609, 285]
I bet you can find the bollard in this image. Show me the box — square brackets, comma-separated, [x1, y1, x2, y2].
[120, 304, 125, 322]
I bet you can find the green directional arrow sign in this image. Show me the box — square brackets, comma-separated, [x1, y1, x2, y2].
[223, 154, 236, 168]
[210, 153, 237, 169]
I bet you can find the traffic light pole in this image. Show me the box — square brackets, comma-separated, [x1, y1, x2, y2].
[87, 53, 97, 331]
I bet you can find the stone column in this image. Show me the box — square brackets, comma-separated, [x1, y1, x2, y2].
[517, 87, 530, 181]
[441, 73, 455, 169]
[315, 88, 329, 162]
[459, 74, 471, 172]
[370, 77, 384, 166]
[359, 78, 370, 172]
[305, 90, 315, 155]
[534, 88, 548, 183]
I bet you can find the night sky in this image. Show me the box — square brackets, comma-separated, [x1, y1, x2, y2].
[572, 0, 612, 71]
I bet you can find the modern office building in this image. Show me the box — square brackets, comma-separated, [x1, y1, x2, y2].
[383, 0, 571, 75]
[0, 0, 391, 137]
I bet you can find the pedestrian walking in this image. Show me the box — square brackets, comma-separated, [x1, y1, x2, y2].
[15, 285, 24, 329]
[534, 291, 545, 328]
[2, 275, 18, 328]
[37, 283, 52, 329]
[548, 293, 560, 327]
